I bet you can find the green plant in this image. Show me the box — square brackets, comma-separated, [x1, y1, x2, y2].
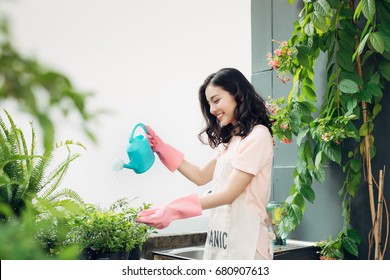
[315, 229, 362, 260]
[0, 201, 81, 260]
[0, 109, 85, 220]
[67, 198, 155, 257]
[0, 109, 88, 258]
[0, 8, 100, 150]
[266, 0, 389, 259]
[33, 198, 85, 256]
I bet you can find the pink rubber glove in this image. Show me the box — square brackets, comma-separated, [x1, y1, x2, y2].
[136, 194, 202, 229]
[146, 125, 184, 172]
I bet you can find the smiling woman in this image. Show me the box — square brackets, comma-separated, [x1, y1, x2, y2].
[2, 0, 252, 234]
[206, 85, 238, 127]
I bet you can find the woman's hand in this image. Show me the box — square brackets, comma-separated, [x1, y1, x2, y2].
[146, 125, 184, 172]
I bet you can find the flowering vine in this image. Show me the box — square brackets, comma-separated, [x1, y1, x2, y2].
[267, 40, 295, 83]
[266, 0, 389, 259]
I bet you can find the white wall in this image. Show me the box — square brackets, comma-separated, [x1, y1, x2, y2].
[2, 0, 251, 233]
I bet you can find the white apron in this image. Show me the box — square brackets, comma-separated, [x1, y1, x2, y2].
[203, 137, 269, 260]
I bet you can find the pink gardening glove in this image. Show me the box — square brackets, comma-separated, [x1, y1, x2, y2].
[146, 125, 184, 172]
[136, 194, 202, 229]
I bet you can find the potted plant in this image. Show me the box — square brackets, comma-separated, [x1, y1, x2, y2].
[67, 198, 155, 260]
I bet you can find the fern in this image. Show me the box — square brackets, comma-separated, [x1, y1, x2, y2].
[45, 188, 84, 205]
[0, 109, 85, 218]
[38, 152, 80, 198]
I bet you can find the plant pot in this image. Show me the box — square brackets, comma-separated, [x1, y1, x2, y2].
[80, 248, 97, 260]
[128, 246, 141, 260]
[96, 251, 129, 260]
[80, 246, 141, 260]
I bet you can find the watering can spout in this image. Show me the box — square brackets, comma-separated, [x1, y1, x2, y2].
[123, 161, 138, 171]
[112, 159, 139, 172]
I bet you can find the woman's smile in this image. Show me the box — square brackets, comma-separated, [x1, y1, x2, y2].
[205, 85, 237, 126]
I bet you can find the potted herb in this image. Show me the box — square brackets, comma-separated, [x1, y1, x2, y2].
[67, 198, 155, 260]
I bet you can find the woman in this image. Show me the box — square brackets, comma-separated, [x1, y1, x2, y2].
[136, 68, 274, 260]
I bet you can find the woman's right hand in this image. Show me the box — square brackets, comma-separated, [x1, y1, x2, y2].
[146, 125, 184, 172]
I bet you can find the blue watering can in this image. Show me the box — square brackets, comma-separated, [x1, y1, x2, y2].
[113, 123, 155, 174]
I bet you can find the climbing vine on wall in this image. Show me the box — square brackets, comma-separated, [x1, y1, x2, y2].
[267, 0, 389, 259]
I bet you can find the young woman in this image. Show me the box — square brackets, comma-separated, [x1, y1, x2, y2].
[136, 68, 274, 260]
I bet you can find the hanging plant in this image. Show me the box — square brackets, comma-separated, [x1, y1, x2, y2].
[266, 0, 389, 259]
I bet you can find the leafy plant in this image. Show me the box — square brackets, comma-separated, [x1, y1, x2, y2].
[0, 109, 88, 257]
[266, 0, 389, 259]
[67, 198, 155, 257]
[0, 201, 81, 260]
[0, 109, 85, 219]
[315, 228, 361, 260]
[33, 198, 84, 256]
[0, 8, 100, 150]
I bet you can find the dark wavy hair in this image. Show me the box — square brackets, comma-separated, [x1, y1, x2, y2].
[198, 68, 273, 148]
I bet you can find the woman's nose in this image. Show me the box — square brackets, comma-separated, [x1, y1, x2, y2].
[209, 104, 217, 115]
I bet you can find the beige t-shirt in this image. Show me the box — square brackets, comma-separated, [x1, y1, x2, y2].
[232, 125, 274, 218]
[216, 124, 274, 259]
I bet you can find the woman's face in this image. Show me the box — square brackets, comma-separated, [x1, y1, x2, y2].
[205, 85, 237, 127]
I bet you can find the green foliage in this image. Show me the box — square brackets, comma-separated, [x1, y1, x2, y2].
[0, 10, 100, 150]
[315, 228, 361, 260]
[0, 109, 85, 220]
[0, 201, 81, 260]
[67, 198, 155, 255]
[267, 0, 390, 258]
[0, 109, 88, 258]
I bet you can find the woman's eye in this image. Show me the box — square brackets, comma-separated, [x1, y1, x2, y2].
[214, 99, 220, 104]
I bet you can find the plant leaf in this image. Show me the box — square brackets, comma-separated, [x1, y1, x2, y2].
[299, 184, 316, 203]
[312, 166, 326, 183]
[373, 103, 382, 119]
[361, 0, 376, 22]
[379, 60, 390, 81]
[338, 79, 359, 94]
[350, 159, 361, 173]
[296, 128, 309, 145]
[314, 0, 331, 17]
[322, 143, 341, 164]
[369, 32, 385, 54]
[302, 85, 317, 102]
[353, 33, 370, 60]
[342, 236, 359, 257]
[311, 11, 328, 32]
[366, 82, 383, 97]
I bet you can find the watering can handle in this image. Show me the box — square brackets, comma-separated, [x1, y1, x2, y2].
[129, 123, 148, 143]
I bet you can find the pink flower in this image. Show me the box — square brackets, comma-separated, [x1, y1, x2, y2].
[321, 132, 332, 142]
[277, 75, 291, 83]
[282, 136, 293, 144]
[269, 59, 280, 69]
[281, 41, 288, 47]
[274, 49, 283, 56]
[280, 123, 289, 131]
